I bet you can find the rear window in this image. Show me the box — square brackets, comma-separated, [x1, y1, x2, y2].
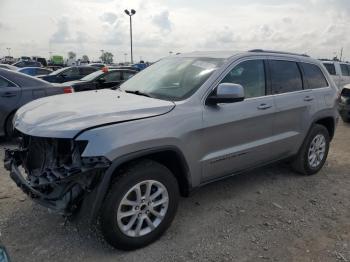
[323, 63, 336, 75]
[270, 60, 303, 94]
[301, 63, 328, 89]
[340, 64, 350, 76]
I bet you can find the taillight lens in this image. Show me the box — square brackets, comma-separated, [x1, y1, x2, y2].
[63, 87, 74, 93]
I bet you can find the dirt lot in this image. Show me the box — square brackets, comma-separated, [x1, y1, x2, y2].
[0, 121, 349, 262]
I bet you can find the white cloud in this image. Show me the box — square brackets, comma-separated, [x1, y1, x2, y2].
[0, 0, 349, 61]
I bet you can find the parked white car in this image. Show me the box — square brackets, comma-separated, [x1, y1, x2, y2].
[321, 61, 350, 91]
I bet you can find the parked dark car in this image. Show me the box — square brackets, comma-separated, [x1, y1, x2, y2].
[12, 60, 42, 68]
[339, 85, 350, 122]
[0, 68, 73, 137]
[38, 66, 98, 83]
[17, 67, 52, 76]
[64, 68, 138, 92]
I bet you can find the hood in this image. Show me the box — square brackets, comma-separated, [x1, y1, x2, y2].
[14, 89, 175, 138]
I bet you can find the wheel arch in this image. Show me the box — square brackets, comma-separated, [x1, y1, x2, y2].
[88, 146, 192, 223]
[314, 116, 336, 140]
[4, 109, 17, 136]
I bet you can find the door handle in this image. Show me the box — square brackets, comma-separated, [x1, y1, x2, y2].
[304, 96, 314, 102]
[1, 92, 16, 98]
[257, 103, 272, 110]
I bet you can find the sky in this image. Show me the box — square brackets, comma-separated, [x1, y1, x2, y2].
[0, 0, 349, 62]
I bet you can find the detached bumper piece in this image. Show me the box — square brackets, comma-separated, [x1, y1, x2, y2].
[4, 147, 110, 215]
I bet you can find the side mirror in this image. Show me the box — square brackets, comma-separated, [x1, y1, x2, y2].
[98, 78, 106, 83]
[206, 83, 245, 105]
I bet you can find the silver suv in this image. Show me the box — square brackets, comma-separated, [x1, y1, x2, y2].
[4, 50, 338, 250]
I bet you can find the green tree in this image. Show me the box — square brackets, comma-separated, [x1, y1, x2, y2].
[100, 52, 113, 64]
[68, 51, 76, 59]
[82, 55, 89, 62]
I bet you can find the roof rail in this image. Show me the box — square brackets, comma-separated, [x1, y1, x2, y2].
[248, 49, 310, 57]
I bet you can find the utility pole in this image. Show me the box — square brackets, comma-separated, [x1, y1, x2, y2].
[124, 9, 136, 64]
[6, 48, 11, 56]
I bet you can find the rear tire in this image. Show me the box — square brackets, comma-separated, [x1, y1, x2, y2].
[100, 160, 179, 250]
[291, 124, 330, 175]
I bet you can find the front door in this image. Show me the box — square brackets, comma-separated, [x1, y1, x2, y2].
[0, 76, 21, 135]
[201, 59, 276, 181]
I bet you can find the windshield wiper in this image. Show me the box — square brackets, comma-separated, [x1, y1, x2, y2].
[124, 90, 153, 98]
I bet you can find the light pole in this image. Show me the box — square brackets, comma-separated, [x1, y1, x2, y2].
[124, 9, 136, 64]
[6, 48, 11, 56]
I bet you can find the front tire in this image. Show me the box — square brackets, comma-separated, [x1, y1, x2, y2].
[291, 124, 330, 175]
[5, 113, 15, 138]
[101, 160, 179, 250]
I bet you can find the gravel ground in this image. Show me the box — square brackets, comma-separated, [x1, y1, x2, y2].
[0, 121, 349, 262]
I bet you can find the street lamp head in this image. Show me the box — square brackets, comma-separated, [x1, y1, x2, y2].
[124, 9, 130, 15]
[131, 9, 136, 15]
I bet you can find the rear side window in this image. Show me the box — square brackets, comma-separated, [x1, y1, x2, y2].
[340, 64, 350, 76]
[323, 63, 336, 75]
[103, 71, 122, 82]
[269, 60, 303, 94]
[301, 63, 328, 89]
[63, 67, 80, 77]
[80, 67, 96, 75]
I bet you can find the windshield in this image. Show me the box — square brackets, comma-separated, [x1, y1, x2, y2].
[120, 57, 225, 101]
[81, 70, 104, 81]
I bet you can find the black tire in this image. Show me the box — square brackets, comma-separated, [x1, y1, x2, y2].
[291, 124, 330, 175]
[340, 114, 350, 123]
[100, 159, 179, 250]
[5, 113, 15, 138]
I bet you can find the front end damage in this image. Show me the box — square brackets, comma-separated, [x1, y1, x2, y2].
[4, 134, 110, 215]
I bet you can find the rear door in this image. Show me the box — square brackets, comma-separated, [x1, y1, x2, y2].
[0, 76, 21, 134]
[268, 59, 318, 157]
[201, 58, 276, 181]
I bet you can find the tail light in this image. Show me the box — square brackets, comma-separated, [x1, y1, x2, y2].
[63, 87, 74, 94]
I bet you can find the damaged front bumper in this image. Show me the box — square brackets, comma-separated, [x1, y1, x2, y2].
[4, 139, 110, 215]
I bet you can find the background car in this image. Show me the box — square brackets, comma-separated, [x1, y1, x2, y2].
[17, 67, 52, 76]
[0, 68, 73, 137]
[339, 84, 350, 122]
[63, 68, 138, 92]
[32, 56, 48, 67]
[12, 60, 42, 68]
[322, 60, 350, 90]
[38, 66, 98, 83]
[0, 64, 18, 70]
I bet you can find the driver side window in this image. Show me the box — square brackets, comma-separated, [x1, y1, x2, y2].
[221, 60, 266, 98]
